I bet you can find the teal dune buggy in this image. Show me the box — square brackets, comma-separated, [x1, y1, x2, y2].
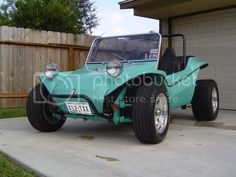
[27, 33, 219, 144]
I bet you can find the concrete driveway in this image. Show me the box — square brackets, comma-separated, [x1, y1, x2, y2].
[0, 109, 236, 177]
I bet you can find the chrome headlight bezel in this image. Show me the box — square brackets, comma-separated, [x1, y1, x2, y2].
[44, 63, 60, 79]
[106, 59, 123, 77]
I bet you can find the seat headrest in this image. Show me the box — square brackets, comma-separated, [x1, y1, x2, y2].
[162, 48, 176, 58]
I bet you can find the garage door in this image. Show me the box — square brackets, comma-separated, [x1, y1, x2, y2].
[172, 8, 236, 110]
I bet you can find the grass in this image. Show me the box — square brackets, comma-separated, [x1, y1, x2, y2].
[0, 153, 36, 177]
[0, 108, 26, 119]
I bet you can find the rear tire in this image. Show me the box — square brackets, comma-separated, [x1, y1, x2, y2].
[27, 84, 66, 132]
[192, 80, 219, 121]
[132, 84, 170, 144]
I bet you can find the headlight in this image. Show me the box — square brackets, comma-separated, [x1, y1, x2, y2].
[44, 63, 60, 79]
[106, 59, 123, 77]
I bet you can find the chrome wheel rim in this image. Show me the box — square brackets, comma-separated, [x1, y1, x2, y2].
[154, 93, 168, 134]
[212, 87, 218, 113]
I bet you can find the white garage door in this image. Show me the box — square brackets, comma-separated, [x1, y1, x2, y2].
[172, 8, 236, 110]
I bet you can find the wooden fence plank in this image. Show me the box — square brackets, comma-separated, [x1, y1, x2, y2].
[47, 31, 55, 64]
[17, 28, 27, 106]
[40, 30, 48, 73]
[17, 28, 26, 92]
[54, 32, 62, 66]
[0, 26, 10, 107]
[47, 31, 62, 66]
[60, 33, 68, 70]
[8, 26, 18, 107]
[32, 30, 39, 88]
[0, 26, 10, 92]
[0, 26, 96, 108]
[25, 29, 33, 92]
[67, 34, 74, 70]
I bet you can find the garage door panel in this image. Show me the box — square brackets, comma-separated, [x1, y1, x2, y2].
[218, 36, 236, 46]
[195, 47, 216, 58]
[218, 80, 236, 91]
[198, 66, 216, 79]
[219, 15, 236, 31]
[217, 47, 236, 61]
[196, 19, 216, 33]
[221, 104, 236, 110]
[175, 22, 194, 35]
[173, 8, 236, 109]
[173, 39, 195, 56]
[217, 65, 236, 78]
[220, 90, 236, 106]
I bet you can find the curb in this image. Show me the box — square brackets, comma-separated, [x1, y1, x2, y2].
[0, 150, 47, 177]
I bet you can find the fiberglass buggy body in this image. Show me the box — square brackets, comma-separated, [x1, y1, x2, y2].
[27, 33, 219, 144]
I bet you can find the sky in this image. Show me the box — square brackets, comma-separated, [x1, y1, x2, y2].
[0, 0, 159, 36]
[92, 0, 159, 36]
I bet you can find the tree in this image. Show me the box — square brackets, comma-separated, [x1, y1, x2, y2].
[0, 0, 99, 34]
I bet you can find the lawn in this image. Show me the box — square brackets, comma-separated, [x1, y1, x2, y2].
[0, 153, 36, 177]
[0, 108, 26, 119]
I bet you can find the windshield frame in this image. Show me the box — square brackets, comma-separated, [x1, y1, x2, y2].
[85, 33, 162, 65]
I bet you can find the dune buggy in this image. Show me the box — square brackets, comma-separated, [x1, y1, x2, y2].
[27, 33, 219, 144]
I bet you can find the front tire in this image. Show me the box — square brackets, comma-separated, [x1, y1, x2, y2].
[27, 84, 66, 132]
[192, 80, 219, 121]
[132, 84, 170, 144]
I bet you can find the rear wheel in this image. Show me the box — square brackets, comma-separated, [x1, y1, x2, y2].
[27, 84, 66, 132]
[132, 84, 170, 144]
[192, 80, 219, 121]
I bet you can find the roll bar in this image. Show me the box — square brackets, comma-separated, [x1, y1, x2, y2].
[162, 34, 186, 68]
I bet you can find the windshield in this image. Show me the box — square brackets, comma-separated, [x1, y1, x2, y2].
[87, 33, 161, 63]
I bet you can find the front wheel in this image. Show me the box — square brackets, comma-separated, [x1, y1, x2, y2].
[27, 84, 66, 132]
[192, 80, 219, 121]
[132, 84, 170, 144]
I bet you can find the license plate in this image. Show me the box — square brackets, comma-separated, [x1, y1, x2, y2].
[66, 102, 93, 115]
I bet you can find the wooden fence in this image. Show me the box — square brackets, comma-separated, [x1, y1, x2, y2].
[0, 26, 96, 108]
